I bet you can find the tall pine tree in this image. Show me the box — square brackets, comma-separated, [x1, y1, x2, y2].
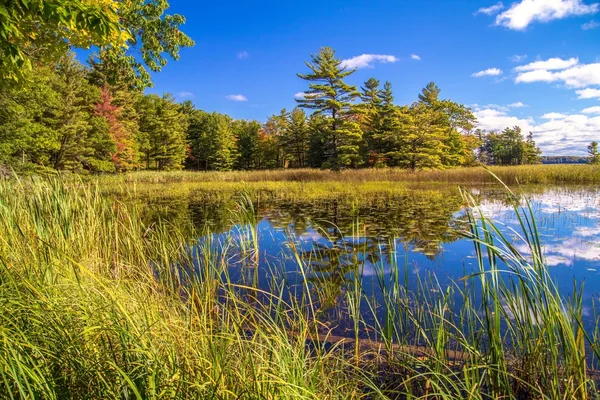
[297, 47, 362, 169]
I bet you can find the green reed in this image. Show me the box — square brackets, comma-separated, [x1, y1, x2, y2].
[94, 164, 600, 186]
[1, 175, 600, 399]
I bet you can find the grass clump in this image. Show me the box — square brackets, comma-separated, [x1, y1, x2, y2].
[1, 175, 599, 399]
[95, 164, 600, 185]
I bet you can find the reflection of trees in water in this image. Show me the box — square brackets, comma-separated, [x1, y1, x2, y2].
[260, 191, 466, 314]
[130, 189, 467, 310]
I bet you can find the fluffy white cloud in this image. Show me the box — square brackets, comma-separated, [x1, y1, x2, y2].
[510, 54, 528, 62]
[515, 57, 579, 71]
[472, 68, 503, 77]
[176, 91, 194, 98]
[226, 94, 248, 102]
[237, 51, 249, 59]
[475, 107, 600, 155]
[294, 92, 306, 99]
[582, 106, 600, 114]
[582, 19, 600, 28]
[541, 112, 569, 119]
[340, 54, 399, 69]
[475, 2, 505, 15]
[410, 54, 421, 61]
[576, 88, 600, 98]
[515, 59, 600, 88]
[495, 0, 599, 30]
[474, 108, 535, 132]
[508, 101, 526, 107]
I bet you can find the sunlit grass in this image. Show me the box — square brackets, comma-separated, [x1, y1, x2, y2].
[1, 175, 599, 398]
[93, 164, 600, 185]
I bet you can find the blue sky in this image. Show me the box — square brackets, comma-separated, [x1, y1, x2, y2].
[146, 0, 600, 155]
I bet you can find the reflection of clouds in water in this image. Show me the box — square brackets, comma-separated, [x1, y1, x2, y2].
[298, 230, 324, 242]
[476, 188, 600, 269]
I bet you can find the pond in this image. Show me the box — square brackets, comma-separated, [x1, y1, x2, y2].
[128, 183, 600, 338]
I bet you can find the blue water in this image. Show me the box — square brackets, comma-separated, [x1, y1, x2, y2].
[183, 186, 600, 335]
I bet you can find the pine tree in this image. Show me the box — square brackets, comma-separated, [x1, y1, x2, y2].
[388, 103, 446, 170]
[234, 120, 262, 170]
[136, 94, 188, 170]
[50, 54, 114, 172]
[522, 132, 542, 164]
[588, 141, 600, 164]
[418, 82, 441, 108]
[370, 81, 402, 166]
[282, 108, 309, 168]
[297, 47, 362, 169]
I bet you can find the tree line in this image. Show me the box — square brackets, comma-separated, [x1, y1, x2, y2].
[0, 47, 548, 173]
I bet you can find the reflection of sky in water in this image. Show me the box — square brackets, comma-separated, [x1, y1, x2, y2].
[194, 187, 600, 331]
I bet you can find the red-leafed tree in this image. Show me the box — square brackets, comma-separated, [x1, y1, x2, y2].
[95, 85, 138, 171]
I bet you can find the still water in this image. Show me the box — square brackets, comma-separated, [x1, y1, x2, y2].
[139, 184, 600, 334]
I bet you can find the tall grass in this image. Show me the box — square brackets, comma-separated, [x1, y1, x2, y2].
[94, 164, 600, 185]
[1, 176, 599, 398]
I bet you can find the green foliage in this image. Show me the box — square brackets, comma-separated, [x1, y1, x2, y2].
[297, 47, 362, 169]
[481, 126, 541, 166]
[186, 110, 236, 171]
[136, 94, 188, 170]
[387, 102, 447, 170]
[233, 119, 263, 170]
[588, 141, 600, 164]
[281, 108, 309, 168]
[0, 0, 122, 85]
[0, 0, 194, 89]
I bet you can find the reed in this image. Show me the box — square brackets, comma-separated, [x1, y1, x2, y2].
[92, 164, 600, 186]
[1, 175, 599, 398]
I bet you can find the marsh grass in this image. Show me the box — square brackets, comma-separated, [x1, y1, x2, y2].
[94, 164, 600, 186]
[1, 175, 600, 398]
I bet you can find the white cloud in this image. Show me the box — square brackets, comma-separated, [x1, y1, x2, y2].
[577, 88, 600, 98]
[510, 54, 528, 62]
[176, 91, 195, 98]
[541, 112, 568, 119]
[237, 51, 249, 59]
[340, 54, 399, 69]
[294, 92, 306, 99]
[515, 57, 579, 71]
[475, 106, 600, 155]
[472, 68, 503, 77]
[515, 60, 600, 88]
[226, 94, 248, 102]
[475, 2, 505, 15]
[582, 19, 600, 28]
[582, 106, 600, 114]
[474, 108, 535, 132]
[410, 54, 421, 61]
[508, 101, 526, 107]
[495, 0, 599, 30]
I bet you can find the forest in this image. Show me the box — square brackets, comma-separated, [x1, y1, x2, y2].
[1, 44, 544, 173]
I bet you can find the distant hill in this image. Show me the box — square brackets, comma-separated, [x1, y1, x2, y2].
[541, 156, 590, 164]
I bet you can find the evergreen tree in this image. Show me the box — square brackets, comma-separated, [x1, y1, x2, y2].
[297, 47, 361, 169]
[186, 111, 235, 171]
[50, 55, 114, 172]
[234, 120, 262, 170]
[263, 110, 289, 167]
[418, 82, 441, 108]
[370, 81, 402, 166]
[136, 94, 188, 170]
[388, 103, 446, 170]
[522, 132, 542, 164]
[588, 141, 600, 164]
[282, 108, 309, 168]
